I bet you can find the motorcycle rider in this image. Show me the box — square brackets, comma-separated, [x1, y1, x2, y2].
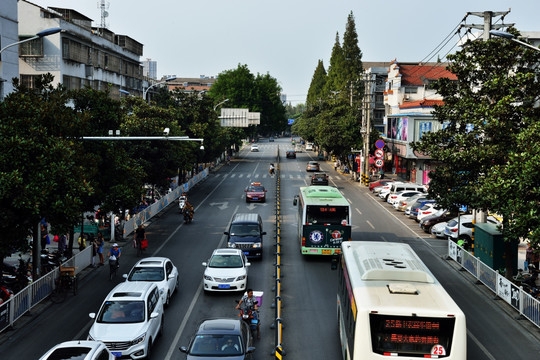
[269, 163, 275, 177]
[183, 200, 194, 222]
[236, 289, 260, 339]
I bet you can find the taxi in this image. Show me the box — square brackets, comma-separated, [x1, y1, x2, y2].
[244, 182, 267, 203]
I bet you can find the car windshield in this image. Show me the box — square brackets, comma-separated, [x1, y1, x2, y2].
[128, 266, 164, 281]
[47, 347, 92, 359]
[98, 300, 145, 324]
[208, 254, 244, 268]
[230, 224, 259, 236]
[247, 186, 264, 192]
[447, 219, 458, 227]
[190, 334, 243, 356]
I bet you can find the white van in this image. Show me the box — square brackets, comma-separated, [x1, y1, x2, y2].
[380, 182, 426, 201]
[305, 142, 314, 151]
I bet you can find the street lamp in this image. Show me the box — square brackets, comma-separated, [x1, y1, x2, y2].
[213, 98, 229, 111]
[0, 27, 62, 55]
[489, 30, 540, 52]
[143, 76, 177, 102]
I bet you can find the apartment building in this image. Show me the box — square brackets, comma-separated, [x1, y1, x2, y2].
[18, 1, 144, 98]
[382, 60, 457, 184]
[0, 0, 19, 99]
[167, 75, 217, 93]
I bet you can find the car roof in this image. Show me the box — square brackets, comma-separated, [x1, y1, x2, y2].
[197, 318, 242, 335]
[308, 161, 319, 164]
[212, 248, 243, 256]
[107, 281, 156, 300]
[42, 340, 108, 358]
[133, 257, 169, 267]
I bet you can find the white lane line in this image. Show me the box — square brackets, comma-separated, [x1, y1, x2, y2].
[355, 208, 362, 216]
[366, 220, 375, 230]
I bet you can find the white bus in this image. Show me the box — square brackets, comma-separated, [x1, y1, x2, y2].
[337, 242, 466, 359]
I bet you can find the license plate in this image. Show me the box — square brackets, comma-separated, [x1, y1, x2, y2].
[111, 352, 122, 357]
[218, 284, 230, 289]
[244, 251, 250, 255]
[253, 197, 258, 200]
[322, 249, 332, 255]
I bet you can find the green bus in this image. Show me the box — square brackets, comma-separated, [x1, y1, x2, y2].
[293, 186, 352, 255]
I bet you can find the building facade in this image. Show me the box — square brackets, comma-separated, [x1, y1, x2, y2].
[143, 58, 157, 80]
[18, 1, 144, 99]
[0, 0, 19, 99]
[382, 60, 457, 184]
[167, 75, 216, 93]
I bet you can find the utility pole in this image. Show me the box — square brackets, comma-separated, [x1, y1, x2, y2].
[361, 73, 375, 186]
[461, 10, 512, 41]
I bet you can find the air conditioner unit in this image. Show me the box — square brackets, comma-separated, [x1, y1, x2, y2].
[404, 95, 410, 100]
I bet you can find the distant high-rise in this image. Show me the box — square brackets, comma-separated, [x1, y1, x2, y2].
[143, 59, 157, 80]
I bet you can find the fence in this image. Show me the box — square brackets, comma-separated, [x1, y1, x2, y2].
[121, 169, 209, 238]
[0, 245, 93, 334]
[447, 240, 540, 328]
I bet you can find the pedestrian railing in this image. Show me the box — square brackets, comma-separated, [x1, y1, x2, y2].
[0, 246, 92, 334]
[447, 240, 540, 328]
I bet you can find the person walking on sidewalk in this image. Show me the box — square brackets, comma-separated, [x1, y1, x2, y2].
[96, 233, 105, 266]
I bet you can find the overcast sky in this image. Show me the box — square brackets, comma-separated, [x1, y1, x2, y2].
[28, 1, 540, 104]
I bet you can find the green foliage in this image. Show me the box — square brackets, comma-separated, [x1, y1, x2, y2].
[411, 29, 540, 252]
[306, 60, 327, 108]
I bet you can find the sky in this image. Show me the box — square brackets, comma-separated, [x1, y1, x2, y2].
[27, 1, 540, 104]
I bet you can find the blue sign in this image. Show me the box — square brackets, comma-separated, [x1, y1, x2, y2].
[288, 119, 295, 125]
[375, 140, 385, 149]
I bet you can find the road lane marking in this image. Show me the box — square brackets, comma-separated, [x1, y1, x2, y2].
[366, 220, 375, 229]
[355, 208, 362, 216]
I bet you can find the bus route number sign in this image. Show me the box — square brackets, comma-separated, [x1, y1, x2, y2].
[431, 345, 446, 356]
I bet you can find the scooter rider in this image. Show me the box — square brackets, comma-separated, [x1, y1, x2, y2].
[269, 163, 275, 176]
[236, 289, 260, 339]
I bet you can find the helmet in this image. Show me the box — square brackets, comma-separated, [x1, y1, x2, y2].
[112, 243, 118, 247]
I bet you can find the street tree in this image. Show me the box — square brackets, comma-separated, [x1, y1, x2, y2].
[411, 29, 540, 275]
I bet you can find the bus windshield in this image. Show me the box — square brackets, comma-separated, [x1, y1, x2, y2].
[306, 205, 348, 225]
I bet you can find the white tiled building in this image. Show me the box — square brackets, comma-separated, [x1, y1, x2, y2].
[18, 1, 144, 98]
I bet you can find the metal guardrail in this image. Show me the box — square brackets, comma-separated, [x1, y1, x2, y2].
[272, 145, 284, 359]
[447, 240, 540, 328]
[0, 246, 92, 333]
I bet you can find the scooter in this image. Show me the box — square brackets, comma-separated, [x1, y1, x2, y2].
[236, 300, 259, 339]
[40, 248, 65, 274]
[178, 195, 187, 213]
[182, 207, 193, 224]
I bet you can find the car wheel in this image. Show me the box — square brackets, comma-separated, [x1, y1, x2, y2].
[159, 317, 164, 337]
[145, 339, 152, 359]
[165, 291, 170, 307]
[174, 277, 179, 293]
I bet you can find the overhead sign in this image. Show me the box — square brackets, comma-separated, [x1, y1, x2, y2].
[375, 159, 384, 168]
[288, 119, 295, 125]
[375, 140, 385, 149]
[374, 149, 384, 158]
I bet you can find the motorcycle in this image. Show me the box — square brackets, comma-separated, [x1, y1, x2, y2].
[1, 256, 31, 294]
[182, 206, 194, 224]
[40, 248, 65, 275]
[236, 300, 259, 339]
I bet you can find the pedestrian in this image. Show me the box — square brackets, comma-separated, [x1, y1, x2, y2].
[96, 233, 105, 265]
[78, 233, 87, 251]
[89, 234, 97, 267]
[40, 222, 49, 250]
[526, 244, 539, 270]
[334, 160, 338, 171]
[108, 243, 121, 266]
[58, 234, 67, 255]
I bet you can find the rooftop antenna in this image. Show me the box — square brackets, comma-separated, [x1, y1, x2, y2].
[98, 0, 109, 31]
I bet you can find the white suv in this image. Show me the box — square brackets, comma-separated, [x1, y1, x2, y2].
[203, 248, 250, 293]
[444, 214, 500, 242]
[88, 282, 164, 359]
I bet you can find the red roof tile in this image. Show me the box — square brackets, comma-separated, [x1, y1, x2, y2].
[399, 99, 445, 109]
[398, 64, 456, 86]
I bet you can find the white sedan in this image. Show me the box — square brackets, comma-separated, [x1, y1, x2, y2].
[123, 257, 179, 307]
[40, 341, 115, 360]
[250, 144, 259, 152]
[203, 248, 250, 293]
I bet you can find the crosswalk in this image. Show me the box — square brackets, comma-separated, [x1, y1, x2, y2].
[214, 172, 339, 180]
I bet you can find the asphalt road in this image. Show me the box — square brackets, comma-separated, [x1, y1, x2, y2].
[1, 137, 539, 359]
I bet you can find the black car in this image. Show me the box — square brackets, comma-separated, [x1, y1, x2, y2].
[420, 210, 459, 233]
[311, 172, 328, 186]
[180, 318, 256, 359]
[286, 150, 296, 159]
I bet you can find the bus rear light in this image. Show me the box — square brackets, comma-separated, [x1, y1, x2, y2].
[301, 237, 306, 246]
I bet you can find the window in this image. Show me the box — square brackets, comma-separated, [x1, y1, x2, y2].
[404, 87, 418, 94]
[19, 37, 44, 57]
[20, 74, 41, 89]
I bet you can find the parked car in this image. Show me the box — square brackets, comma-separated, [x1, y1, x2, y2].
[244, 182, 267, 203]
[416, 203, 440, 222]
[286, 150, 296, 159]
[39, 340, 115, 360]
[202, 248, 250, 293]
[310, 172, 329, 186]
[306, 161, 320, 172]
[88, 282, 164, 359]
[407, 198, 436, 219]
[388, 191, 423, 207]
[123, 257, 179, 307]
[431, 222, 448, 238]
[369, 179, 393, 192]
[420, 210, 459, 233]
[179, 318, 256, 359]
[444, 214, 500, 242]
[378, 182, 406, 200]
[268, 137, 274, 142]
[396, 193, 425, 212]
[250, 144, 259, 152]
